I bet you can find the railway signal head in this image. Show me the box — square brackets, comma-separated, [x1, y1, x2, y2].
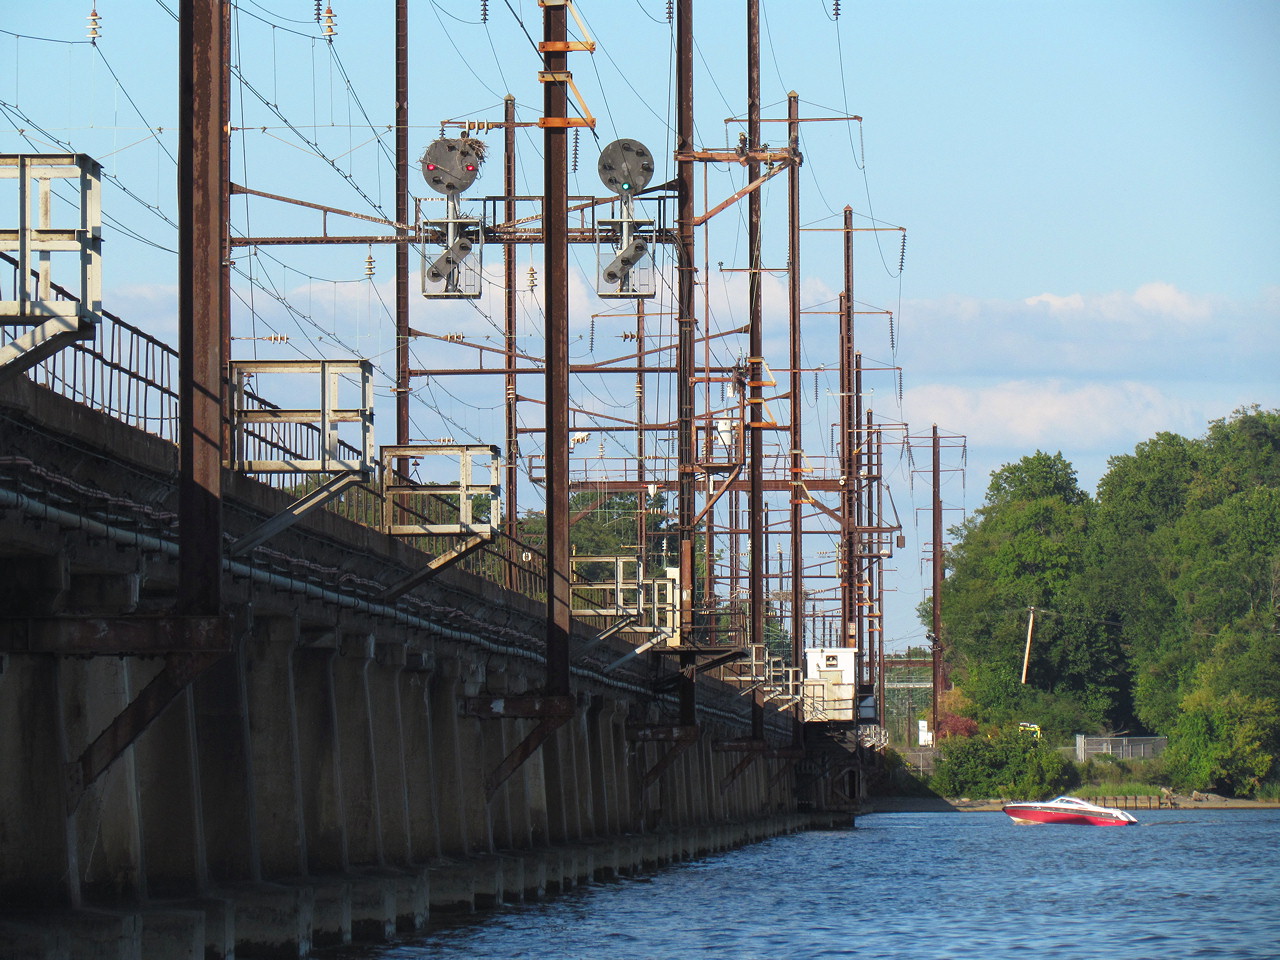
[420, 137, 485, 195]
[602, 237, 648, 286]
[598, 138, 654, 197]
[426, 236, 474, 284]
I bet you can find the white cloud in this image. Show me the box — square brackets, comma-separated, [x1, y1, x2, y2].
[903, 378, 1201, 454]
[900, 282, 1277, 381]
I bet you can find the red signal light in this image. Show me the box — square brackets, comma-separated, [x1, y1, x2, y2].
[465, 164, 477, 171]
[426, 163, 438, 171]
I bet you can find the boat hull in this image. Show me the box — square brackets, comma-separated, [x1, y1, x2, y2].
[1002, 804, 1135, 826]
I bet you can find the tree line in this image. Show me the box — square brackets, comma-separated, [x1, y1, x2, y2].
[934, 406, 1280, 797]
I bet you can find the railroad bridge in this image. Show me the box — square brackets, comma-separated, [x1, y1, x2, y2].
[0, 4, 909, 955]
[0, 299, 863, 957]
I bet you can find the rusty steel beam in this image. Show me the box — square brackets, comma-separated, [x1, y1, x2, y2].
[674, 149, 791, 164]
[692, 648, 747, 674]
[690, 160, 789, 227]
[66, 650, 226, 812]
[720, 752, 759, 793]
[641, 736, 697, 790]
[377, 534, 490, 602]
[484, 713, 572, 799]
[228, 183, 408, 229]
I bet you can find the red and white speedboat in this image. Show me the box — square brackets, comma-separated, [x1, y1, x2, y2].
[1002, 795, 1137, 826]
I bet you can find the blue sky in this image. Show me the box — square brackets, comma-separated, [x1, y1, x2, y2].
[3, 1, 1277, 649]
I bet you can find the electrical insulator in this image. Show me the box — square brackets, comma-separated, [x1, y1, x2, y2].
[364, 252, 375, 279]
[86, 7, 101, 41]
[527, 265, 538, 290]
[322, 6, 337, 38]
[620, 331, 637, 341]
[833, 0, 841, 19]
[480, 0, 489, 23]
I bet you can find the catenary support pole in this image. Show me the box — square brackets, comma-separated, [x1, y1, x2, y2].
[787, 92, 803, 678]
[543, 2, 572, 696]
[932, 424, 943, 732]
[395, 0, 409, 451]
[747, 0, 765, 667]
[178, 0, 226, 615]
[675, 0, 697, 724]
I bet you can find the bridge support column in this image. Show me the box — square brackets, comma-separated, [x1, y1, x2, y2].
[370, 641, 411, 867]
[245, 616, 307, 879]
[569, 710, 594, 840]
[481, 669, 517, 854]
[455, 660, 494, 856]
[399, 657, 440, 864]
[540, 722, 571, 846]
[332, 635, 383, 867]
[293, 647, 348, 874]
[68, 657, 147, 901]
[134, 682, 207, 896]
[194, 643, 259, 884]
[429, 656, 469, 859]
[0, 655, 78, 906]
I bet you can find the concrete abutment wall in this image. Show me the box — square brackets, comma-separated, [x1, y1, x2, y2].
[2, 626, 835, 958]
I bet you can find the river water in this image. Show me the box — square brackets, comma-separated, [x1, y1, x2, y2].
[336, 809, 1280, 959]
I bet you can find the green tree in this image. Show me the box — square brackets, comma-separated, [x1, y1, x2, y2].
[1163, 689, 1280, 796]
[934, 408, 1280, 796]
[930, 727, 1076, 800]
[939, 451, 1121, 734]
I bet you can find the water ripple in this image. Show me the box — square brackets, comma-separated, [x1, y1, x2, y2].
[349, 810, 1280, 960]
